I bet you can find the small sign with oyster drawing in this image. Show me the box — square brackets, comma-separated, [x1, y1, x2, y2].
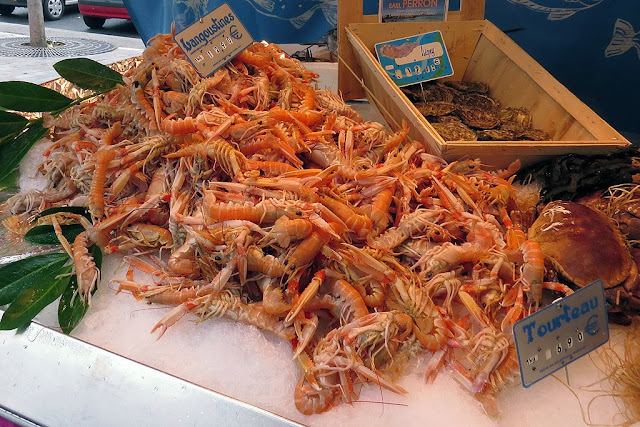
[375, 31, 453, 87]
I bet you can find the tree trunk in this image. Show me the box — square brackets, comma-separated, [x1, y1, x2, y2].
[27, 0, 47, 48]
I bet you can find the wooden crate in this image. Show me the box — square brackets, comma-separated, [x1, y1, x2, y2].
[338, 2, 629, 168]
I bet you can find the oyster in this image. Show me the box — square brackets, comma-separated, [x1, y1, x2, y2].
[404, 80, 551, 141]
[416, 101, 457, 117]
[401, 87, 423, 103]
[456, 107, 500, 129]
[519, 129, 550, 141]
[454, 93, 499, 111]
[435, 115, 463, 124]
[423, 84, 456, 103]
[498, 107, 531, 124]
[498, 107, 532, 136]
[444, 80, 489, 94]
[401, 83, 455, 103]
[431, 121, 477, 141]
[477, 129, 517, 141]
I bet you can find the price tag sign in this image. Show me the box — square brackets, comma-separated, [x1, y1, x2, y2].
[374, 30, 453, 87]
[514, 280, 609, 388]
[174, 3, 252, 78]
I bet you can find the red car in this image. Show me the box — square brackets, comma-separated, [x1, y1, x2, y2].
[78, 0, 129, 29]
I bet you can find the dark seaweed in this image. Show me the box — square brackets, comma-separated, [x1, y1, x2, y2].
[515, 148, 640, 203]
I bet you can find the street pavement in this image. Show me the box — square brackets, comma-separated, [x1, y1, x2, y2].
[0, 21, 347, 115]
[0, 21, 144, 84]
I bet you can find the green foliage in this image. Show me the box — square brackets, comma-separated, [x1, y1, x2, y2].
[0, 58, 118, 330]
[0, 119, 48, 186]
[53, 58, 124, 91]
[0, 252, 69, 305]
[0, 81, 73, 112]
[0, 265, 72, 330]
[58, 246, 102, 334]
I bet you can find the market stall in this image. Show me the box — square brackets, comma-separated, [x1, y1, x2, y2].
[0, 1, 639, 426]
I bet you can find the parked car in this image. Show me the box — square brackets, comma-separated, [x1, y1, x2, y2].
[0, 0, 77, 21]
[78, 0, 129, 29]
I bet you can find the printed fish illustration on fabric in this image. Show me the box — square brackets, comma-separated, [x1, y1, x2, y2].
[173, 0, 210, 31]
[605, 18, 640, 60]
[243, 0, 337, 29]
[506, 0, 605, 20]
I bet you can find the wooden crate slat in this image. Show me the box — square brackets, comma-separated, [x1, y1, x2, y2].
[459, 0, 485, 21]
[338, 0, 366, 100]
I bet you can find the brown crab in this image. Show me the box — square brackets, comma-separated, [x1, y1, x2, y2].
[580, 184, 640, 241]
[528, 201, 640, 322]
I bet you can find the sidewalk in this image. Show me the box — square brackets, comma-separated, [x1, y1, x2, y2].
[0, 22, 342, 90]
[0, 21, 145, 84]
[0, 21, 366, 120]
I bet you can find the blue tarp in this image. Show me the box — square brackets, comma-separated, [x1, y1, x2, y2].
[123, 0, 337, 45]
[481, 1, 640, 143]
[124, 0, 639, 141]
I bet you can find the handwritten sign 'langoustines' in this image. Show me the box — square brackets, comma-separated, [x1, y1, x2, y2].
[174, 3, 252, 78]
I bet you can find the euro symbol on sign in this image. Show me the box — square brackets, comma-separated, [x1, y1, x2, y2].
[229, 25, 241, 40]
[585, 314, 599, 336]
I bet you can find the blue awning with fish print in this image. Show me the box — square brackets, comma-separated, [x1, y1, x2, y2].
[123, 0, 337, 45]
[478, 0, 640, 142]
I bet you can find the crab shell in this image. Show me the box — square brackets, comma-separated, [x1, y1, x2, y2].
[580, 190, 640, 241]
[528, 201, 639, 295]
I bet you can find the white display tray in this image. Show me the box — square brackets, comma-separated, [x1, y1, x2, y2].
[0, 64, 633, 427]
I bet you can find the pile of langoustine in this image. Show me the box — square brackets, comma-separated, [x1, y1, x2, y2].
[2, 34, 570, 416]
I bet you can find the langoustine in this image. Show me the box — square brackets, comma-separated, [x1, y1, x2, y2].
[1, 34, 567, 417]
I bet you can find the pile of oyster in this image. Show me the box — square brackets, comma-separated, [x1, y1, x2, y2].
[402, 81, 549, 141]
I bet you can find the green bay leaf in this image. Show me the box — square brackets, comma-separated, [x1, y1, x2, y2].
[0, 253, 69, 305]
[0, 81, 73, 112]
[0, 110, 28, 139]
[0, 168, 19, 191]
[58, 245, 102, 334]
[53, 58, 124, 91]
[0, 265, 72, 330]
[24, 223, 85, 245]
[38, 206, 91, 220]
[57, 275, 85, 334]
[0, 119, 48, 186]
